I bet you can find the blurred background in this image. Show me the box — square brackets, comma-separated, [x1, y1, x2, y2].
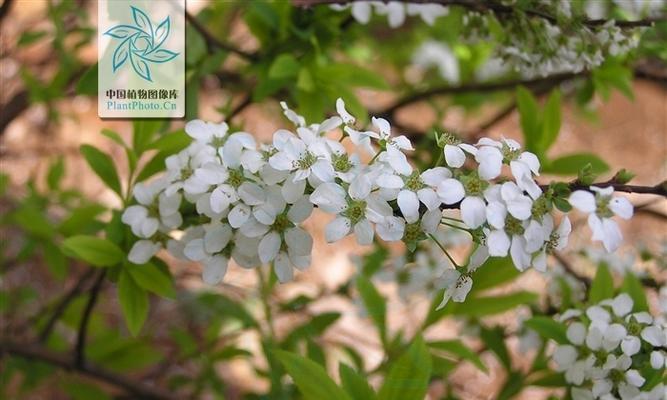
[1, 1, 666, 399]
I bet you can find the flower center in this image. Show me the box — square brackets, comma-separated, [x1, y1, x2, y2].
[262, 147, 278, 161]
[210, 136, 227, 148]
[545, 232, 560, 253]
[273, 213, 292, 233]
[505, 216, 525, 236]
[332, 153, 352, 172]
[404, 171, 424, 192]
[297, 151, 318, 170]
[531, 196, 549, 219]
[595, 196, 614, 218]
[181, 166, 194, 180]
[345, 200, 366, 224]
[403, 222, 422, 243]
[627, 321, 642, 336]
[609, 368, 625, 384]
[440, 132, 460, 146]
[501, 142, 521, 163]
[228, 169, 244, 188]
[461, 174, 487, 196]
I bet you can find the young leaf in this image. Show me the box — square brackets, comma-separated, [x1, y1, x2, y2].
[356, 276, 387, 344]
[428, 340, 488, 373]
[269, 54, 300, 79]
[540, 89, 561, 152]
[446, 291, 538, 318]
[62, 235, 124, 267]
[498, 371, 524, 400]
[516, 86, 540, 153]
[80, 144, 123, 197]
[339, 363, 376, 400]
[543, 153, 609, 175]
[523, 317, 568, 344]
[132, 120, 163, 155]
[46, 157, 65, 191]
[620, 273, 649, 312]
[377, 336, 432, 400]
[274, 350, 351, 400]
[480, 326, 511, 370]
[118, 270, 149, 336]
[589, 263, 614, 303]
[126, 262, 175, 299]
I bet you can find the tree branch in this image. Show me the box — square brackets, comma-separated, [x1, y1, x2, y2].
[185, 11, 257, 62]
[296, 0, 665, 28]
[375, 71, 588, 118]
[74, 269, 106, 368]
[38, 268, 97, 343]
[0, 340, 178, 400]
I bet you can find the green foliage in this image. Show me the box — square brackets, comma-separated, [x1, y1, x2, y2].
[377, 336, 432, 400]
[118, 270, 149, 336]
[356, 275, 387, 344]
[275, 351, 352, 400]
[61, 235, 124, 267]
[80, 144, 123, 197]
[126, 262, 176, 299]
[589, 263, 614, 303]
[523, 317, 568, 344]
[339, 363, 377, 400]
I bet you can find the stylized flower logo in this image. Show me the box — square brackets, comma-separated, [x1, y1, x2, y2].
[103, 6, 179, 82]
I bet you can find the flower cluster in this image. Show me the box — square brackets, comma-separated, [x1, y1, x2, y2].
[121, 99, 633, 302]
[553, 294, 666, 400]
[330, 1, 448, 28]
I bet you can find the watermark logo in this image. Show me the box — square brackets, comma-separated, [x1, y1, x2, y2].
[104, 6, 179, 82]
[98, 0, 185, 118]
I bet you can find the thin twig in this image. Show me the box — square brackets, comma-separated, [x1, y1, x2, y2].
[38, 268, 97, 343]
[296, 0, 665, 28]
[74, 270, 106, 368]
[0, 340, 178, 400]
[185, 11, 257, 61]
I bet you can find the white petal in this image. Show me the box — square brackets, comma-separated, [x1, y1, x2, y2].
[609, 197, 633, 220]
[611, 293, 634, 317]
[436, 178, 465, 205]
[397, 190, 420, 220]
[641, 326, 666, 347]
[287, 197, 313, 223]
[567, 322, 587, 345]
[285, 227, 313, 256]
[325, 217, 351, 243]
[460, 196, 487, 228]
[553, 345, 578, 369]
[128, 240, 160, 264]
[417, 188, 440, 210]
[202, 255, 228, 284]
[274, 252, 293, 282]
[569, 191, 596, 213]
[486, 201, 507, 229]
[650, 351, 665, 369]
[184, 239, 207, 261]
[238, 182, 266, 205]
[386, 146, 413, 175]
[625, 370, 645, 387]
[258, 231, 281, 264]
[420, 167, 451, 186]
[451, 276, 473, 302]
[349, 174, 372, 200]
[444, 144, 466, 168]
[354, 219, 374, 245]
[487, 229, 510, 256]
[204, 223, 232, 254]
[621, 336, 641, 356]
[371, 116, 391, 137]
[336, 98, 356, 125]
[376, 216, 405, 241]
[281, 177, 306, 204]
[601, 218, 623, 252]
[228, 203, 251, 228]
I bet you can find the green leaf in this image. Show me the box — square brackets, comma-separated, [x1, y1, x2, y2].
[544, 153, 609, 175]
[528, 371, 567, 387]
[446, 291, 538, 318]
[58, 204, 106, 236]
[540, 89, 561, 152]
[147, 129, 191, 153]
[62, 379, 112, 400]
[516, 86, 540, 153]
[620, 273, 649, 312]
[75, 63, 98, 95]
[498, 371, 524, 400]
[269, 54, 300, 79]
[80, 144, 123, 197]
[101, 129, 127, 147]
[61, 235, 124, 267]
[42, 241, 68, 279]
[132, 120, 163, 155]
[428, 340, 487, 372]
[274, 350, 351, 400]
[589, 263, 614, 303]
[377, 336, 431, 400]
[469, 257, 520, 293]
[18, 30, 48, 47]
[46, 157, 65, 191]
[135, 151, 169, 183]
[320, 64, 389, 90]
[126, 262, 175, 299]
[480, 326, 511, 370]
[356, 276, 387, 344]
[339, 363, 376, 400]
[523, 317, 568, 344]
[118, 270, 149, 336]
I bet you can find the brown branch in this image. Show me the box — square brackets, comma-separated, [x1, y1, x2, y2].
[227, 94, 253, 121]
[375, 71, 588, 118]
[38, 268, 97, 343]
[185, 11, 257, 61]
[296, 0, 665, 28]
[0, 340, 178, 400]
[74, 269, 106, 368]
[558, 180, 667, 198]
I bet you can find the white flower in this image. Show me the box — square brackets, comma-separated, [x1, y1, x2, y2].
[122, 181, 182, 238]
[570, 187, 633, 252]
[435, 268, 472, 308]
[269, 131, 334, 183]
[310, 175, 392, 245]
[336, 97, 356, 125]
[185, 119, 228, 146]
[377, 167, 447, 221]
[436, 176, 487, 228]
